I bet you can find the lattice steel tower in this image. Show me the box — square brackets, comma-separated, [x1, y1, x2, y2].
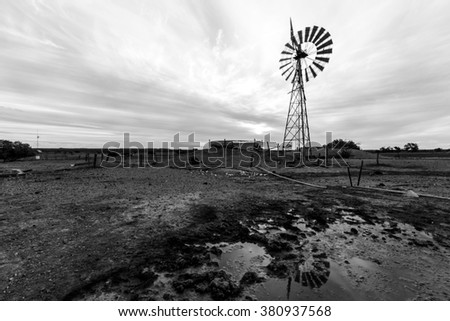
[279, 19, 333, 152]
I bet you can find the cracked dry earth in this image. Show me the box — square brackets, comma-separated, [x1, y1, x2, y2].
[1, 166, 449, 300]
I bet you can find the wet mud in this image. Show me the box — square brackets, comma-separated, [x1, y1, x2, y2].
[1, 167, 449, 300]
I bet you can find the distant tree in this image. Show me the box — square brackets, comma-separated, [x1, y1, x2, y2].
[394, 146, 401, 151]
[0, 140, 35, 162]
[338, 149, 352, 159]
[327, 139, 360, 150]
[434, 148, 443, 152]
[404, 142, 419, 152]
[379, 146, 393, 152]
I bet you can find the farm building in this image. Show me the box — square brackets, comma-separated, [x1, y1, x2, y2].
[209, 139, 263, 150]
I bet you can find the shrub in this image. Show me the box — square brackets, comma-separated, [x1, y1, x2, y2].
[0, 140, 35, 162]
[327, 139, 360, 150]
[404, 142, 419, 152]
[338, 148, 352, 159]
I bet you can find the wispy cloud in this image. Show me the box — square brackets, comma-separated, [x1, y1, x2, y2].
[0, 0, 449, 148]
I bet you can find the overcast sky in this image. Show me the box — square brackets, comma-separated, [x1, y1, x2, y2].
[1, 0, 449, 149]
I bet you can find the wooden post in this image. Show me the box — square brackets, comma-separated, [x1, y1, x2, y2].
[93, 153, 97, 168]
[347, 167, 353, 187]
[357, 160, 364, 186]
[376, 151, 380, 166]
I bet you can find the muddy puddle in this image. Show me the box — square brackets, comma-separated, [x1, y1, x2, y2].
[207, 242, 272, 281]
[241, 206, 439, 301]
[64, 202, 447, 301]
[251, 260, 373, 300]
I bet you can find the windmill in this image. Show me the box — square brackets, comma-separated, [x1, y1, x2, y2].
[279, 19, 333, 154]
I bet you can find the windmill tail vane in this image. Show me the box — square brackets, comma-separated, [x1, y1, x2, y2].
[279, 19, 333, 153]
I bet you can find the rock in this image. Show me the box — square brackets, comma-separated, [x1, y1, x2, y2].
[163, 293, 175, 301]
[172, 270, 241, 300]
[209, 246, 222, 257]
[266, 239, 293, 253]
[267, 260, 289, 278]
[298, 232, 307, 239]
[344, 228, 358, 235]
[206, 261, 219, 267]
[240, 271, 265, 285]
[404, 190, 419, 198]
[279, 233, 298, 242]
[208, 273, 241, 300]
[411, 239, 434, 247]
[281, 253, 298, 260]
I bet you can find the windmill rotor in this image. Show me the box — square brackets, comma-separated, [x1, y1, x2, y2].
[279, 25, 333, 83]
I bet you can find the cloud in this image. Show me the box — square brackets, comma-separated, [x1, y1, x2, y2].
[0, 0, 449, 148]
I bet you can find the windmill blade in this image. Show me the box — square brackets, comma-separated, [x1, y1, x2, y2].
[279, 61, 291, 70]
[290, 18, 298, 47]
[279, 57, 291, 62]
[297, 30, 303, 44]
[285, 43, 295, 51]
[291, 72, 297, 83]
[304, 27, 311, 43]
[281, 50, 293, 55]
[312, 27, 326, 44]
[313, 61, 325, 71]
[285, 67, 295, 81]
[291, 36, 298, 47]
[315, 56, 330, 63]
[315, 32, 331, 47]
[282, 65, 293, 76]
[309, 26, 319, 43]
[305, 68, 310, 82]
[316, 39, 333, 51]
[309, 66, 318, 78]
[317, 48, 333, 55]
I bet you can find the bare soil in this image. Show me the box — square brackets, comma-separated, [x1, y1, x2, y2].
[1, 158, 449, 301]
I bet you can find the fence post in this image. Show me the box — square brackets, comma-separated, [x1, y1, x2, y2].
[347, 167, 353, 187]
[357, 160, 364, 186]
[93, 154, 97, 168]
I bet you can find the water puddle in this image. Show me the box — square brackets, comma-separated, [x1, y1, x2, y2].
[251, 261, 374, 300]
[207, 242, 272, 281]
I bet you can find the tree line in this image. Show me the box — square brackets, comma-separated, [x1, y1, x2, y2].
[0, 140, 35, 162]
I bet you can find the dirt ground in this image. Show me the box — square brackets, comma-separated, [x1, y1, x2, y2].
[1, 157, 449, 301]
